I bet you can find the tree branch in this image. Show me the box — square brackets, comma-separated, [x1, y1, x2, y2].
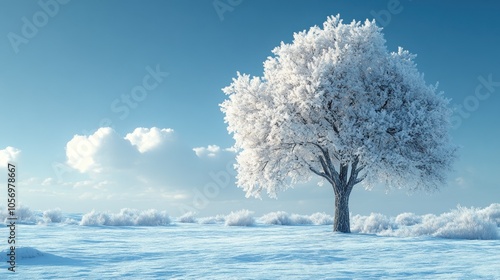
[347, 156, 365, 194]
[318, 156, 331, 178]
[307, 142, 342, 189]
[339, 163, 348, 188]
[261, 161, 269, 171]
[309, 166, 334, 186]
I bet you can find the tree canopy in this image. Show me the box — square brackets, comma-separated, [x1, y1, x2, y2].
[220, 15, 457, 232]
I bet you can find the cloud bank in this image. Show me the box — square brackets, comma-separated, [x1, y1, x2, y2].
[56, 127, 239, 213]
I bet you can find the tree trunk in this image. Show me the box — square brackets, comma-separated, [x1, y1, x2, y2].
[308, 146, 362, 233]
[333, 191, 350, 233]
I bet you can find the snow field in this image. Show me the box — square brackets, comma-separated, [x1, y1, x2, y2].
[0, 222, 498, 279]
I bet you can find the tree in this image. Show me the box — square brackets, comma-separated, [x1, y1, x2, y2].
[220, 15, 457, 233]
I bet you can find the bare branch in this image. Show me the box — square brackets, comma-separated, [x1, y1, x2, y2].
[354, 174, 366, 185]
[261, 161, 269, 171]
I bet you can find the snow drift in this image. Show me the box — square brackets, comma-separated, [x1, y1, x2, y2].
[0, 247, 44, 262]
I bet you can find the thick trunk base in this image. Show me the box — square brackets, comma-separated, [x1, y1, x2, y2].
[334, 194, 350, 233]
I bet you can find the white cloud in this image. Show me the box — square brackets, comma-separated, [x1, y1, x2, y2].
[64, 127, 200, 189]
[193, 145, 221, 157]
[0, 146, 21, 168]
[66, 127, 153, 173]
[455, 177, 467, 188]
[193, 145, 235, 158]
[42, 178, 54, 186]
[66, 127, 114, 173]
[125, 127, 174, 153]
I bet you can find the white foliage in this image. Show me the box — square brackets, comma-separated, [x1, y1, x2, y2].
[221, 15, 457, 198]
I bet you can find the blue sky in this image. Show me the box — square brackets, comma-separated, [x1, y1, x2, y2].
[0, 0, 498, 216]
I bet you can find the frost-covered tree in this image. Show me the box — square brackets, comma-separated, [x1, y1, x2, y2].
[220, 15, 457, 233]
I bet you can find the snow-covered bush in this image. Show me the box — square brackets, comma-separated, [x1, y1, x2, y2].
[260, 211, 293, 225]
[395, 212, 422, 226]
[177, 212, 197, 223]
[43, 208, 63, 223]
[80, 209, 170, 226]
[224, 210, 255, 226]
[309, 212, 333, 225]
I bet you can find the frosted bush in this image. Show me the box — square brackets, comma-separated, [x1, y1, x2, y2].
[43, 208, 63, 223]
[351, 215, 366, 233]
[225, 210, 255, 226]
[395, 212, 422, 226]
[309, 212, 333, 225]
[351, 214, 394, 234]
[365, 213, 394, 233]
[349, 205, 498, 239]
[478, 203, 500, 226]
[177, 212, 197, 223]
[80, 209, 170, 226]
[9, 206, 39, 224]
[290, 214, 313, 225]
[433, 206, 498, 240]
[135, 209, 171, 226]
[80, 210, 110, 226]
[260, 211, 292, 225]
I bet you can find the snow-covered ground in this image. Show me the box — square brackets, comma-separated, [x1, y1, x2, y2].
[0, 204, 499, 279]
